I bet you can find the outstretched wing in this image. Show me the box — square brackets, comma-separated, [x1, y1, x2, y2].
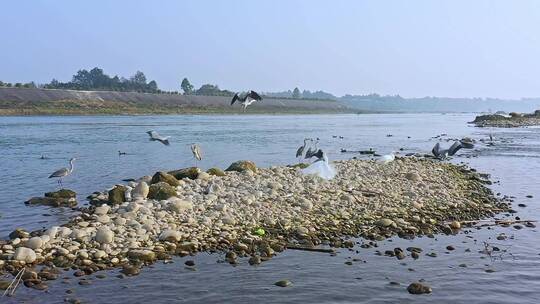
[431, 142, 441, 157]
[447, 141, 462, 156]
[231, 93, 239, 105]
[249, 90, 262, 101]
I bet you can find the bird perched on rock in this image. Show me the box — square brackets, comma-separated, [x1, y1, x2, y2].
[147, 131, 170, 145]
[49, 158, 76, 186]
[231, 90, 262, 112]
[432, 141, 462, 160]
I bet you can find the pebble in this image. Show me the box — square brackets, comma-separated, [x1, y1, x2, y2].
[274, 280, 292, 287]
[26, 237, 44, 250]
[407, 282, 432, 294]
[95, 227, 114, 244]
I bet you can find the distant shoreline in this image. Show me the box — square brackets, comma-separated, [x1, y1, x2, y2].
[0, 87, 354, 116]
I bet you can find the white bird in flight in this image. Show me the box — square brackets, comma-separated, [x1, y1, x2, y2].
[147, 130, 170, 145]
[230, 90, 263, 112]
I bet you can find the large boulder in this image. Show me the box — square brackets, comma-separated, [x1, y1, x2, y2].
[131, 182, 149, 200]
[206, 167, 226, 177]
[108, 185, 126, 205]
[45, 189, 76, 199]
[25, 189, 77, 207]
[127, 249, 156, 262]
[151, 171, 179, 187]
[148, 182, 177, 200]
[13, 247, 37, 263]
[225, 160, 257, 173]
[168, 197, 193, 213]
[168, 167, 201, 180]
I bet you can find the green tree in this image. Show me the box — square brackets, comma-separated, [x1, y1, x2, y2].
[181, 78, 194, 95]
[292, 87, 301, 99]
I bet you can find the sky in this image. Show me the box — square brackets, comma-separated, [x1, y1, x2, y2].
[1, 0, 540, 98]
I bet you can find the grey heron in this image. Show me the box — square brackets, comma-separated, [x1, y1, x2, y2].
[190, 143, 202, 166]
[48, 158, 76, 186]
[296, 138, 309, 159]
[304, 138, 319, 159]
[432, 141, 462, 160]
[230, 90, 263, 112]
[118, 150, 127, 156]
[147, 130, 170, 145]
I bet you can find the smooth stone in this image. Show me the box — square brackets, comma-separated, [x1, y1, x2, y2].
[26, 236, 44, 250]
[274, 280, 292, 287]
[95, 227, 114, 244]
[13, 247, 37, 263]
[407, 282, 432, 294]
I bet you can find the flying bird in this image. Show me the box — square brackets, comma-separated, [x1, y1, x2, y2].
[49, 158, 76, 186]
[432, 141, 462, 160]
[147, 130, 170, 145]
[230, 90, 262, 112]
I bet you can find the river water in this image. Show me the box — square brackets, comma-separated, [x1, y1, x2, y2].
[0, 114, 539, 303]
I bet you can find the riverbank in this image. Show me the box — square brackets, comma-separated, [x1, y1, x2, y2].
[0, 87, 353, 115]
[472, 110, 540, 127]
[0, 157, 511, 292]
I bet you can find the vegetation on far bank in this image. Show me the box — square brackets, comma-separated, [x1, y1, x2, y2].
[0, 99, 352, 116]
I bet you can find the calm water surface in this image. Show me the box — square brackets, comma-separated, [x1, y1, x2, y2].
[0, 114, 539, 303]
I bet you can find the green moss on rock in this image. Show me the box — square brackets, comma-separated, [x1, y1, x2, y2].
[151, 171, 179, 186]
[168, 167, 201, 180]
[148, 182, 177, 200]
[225, 160, 257, 173]
[206, 167, 226, 176]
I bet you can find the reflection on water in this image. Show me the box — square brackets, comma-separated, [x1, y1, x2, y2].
[0, 114, 539, 303]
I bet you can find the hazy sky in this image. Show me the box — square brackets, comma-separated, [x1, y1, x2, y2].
[2, 0, 540, 98]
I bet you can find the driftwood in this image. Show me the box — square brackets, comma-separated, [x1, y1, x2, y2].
[286, 245, 335, 253]
[2, 268, 25, 297]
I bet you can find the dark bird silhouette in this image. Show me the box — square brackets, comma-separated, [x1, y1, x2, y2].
[231, 90, 263, 111]
[432, 141, 463, 159]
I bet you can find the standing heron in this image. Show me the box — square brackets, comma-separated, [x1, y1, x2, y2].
[190, 143, 202, 166]
[230, 90, 263, 112]
[432, 141, 462, 160]
[296, 138, 309, 159]
[304, 138, 319, 159]
[147, 130, 170, 145]
[49, 158, 76, 186]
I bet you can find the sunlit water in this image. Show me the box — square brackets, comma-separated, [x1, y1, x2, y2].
[0, 114, 539, 303]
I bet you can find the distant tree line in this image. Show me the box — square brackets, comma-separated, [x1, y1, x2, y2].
[41, 67, 165, 93]
[263, 87, 337, 100]
[2, 71, 336, 100]
[0, 80, 37, 88]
